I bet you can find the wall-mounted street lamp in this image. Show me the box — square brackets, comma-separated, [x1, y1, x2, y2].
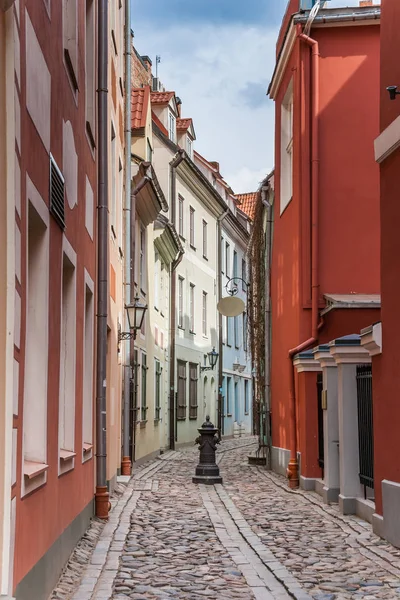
[118, 297, 148, 345]
[387, 86, 400, 101]
[217, 277, 249, 317]
[200, 347, 219, 372]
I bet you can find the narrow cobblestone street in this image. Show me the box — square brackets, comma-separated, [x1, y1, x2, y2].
[61, 439, 400, 600]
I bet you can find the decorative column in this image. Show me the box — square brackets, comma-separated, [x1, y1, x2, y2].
[313, 344, 340, 504]
[330, 335, 370, 515]
[293, 350, 322, 491]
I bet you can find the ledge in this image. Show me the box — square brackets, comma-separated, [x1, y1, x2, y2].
[24, 460, 49, 480]
[60, 449, 77, 461]
[83, 443, 93, 453]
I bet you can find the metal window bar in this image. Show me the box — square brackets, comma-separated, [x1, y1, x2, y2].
[356, 364, 374, 496]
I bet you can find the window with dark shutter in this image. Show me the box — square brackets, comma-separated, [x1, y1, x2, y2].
[189, 363, 198, 419]
[177, 360, 187, 420]
[50, 154, 65, 230]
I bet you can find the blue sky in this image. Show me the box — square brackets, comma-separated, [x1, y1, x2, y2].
[132, 0, 372, 193]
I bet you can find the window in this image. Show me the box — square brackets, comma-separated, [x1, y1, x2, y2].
[234, 382, 239, 421]
[154, 250, 159, 309]
[234, 314, 239, 349]
[111, 123, 116, 236]
[83, 277, 94, 460]
[221, 237, 225, 274]
[155, 360, 161, 420]
[133, 349, 139, 413]
[178, 276, 184, 328]
[147, 139, 153, 163]
[50, 155, 65, 230]
[177, 360, 187, 420]
[160, 261, 165, 315]
[63, 0, 78, 90]
[141, 353, 147, 421]
[187, 136, 193, 158]
[178, 195, 184, 238]
[169, 111, 176, 142]
[243, 312, 248, 352]
[59, 248, 77, 470]
[23, 193, 49, 492]
[225, 242, 230, 277]
[242, 258, 247, 291]
[189, 206, 195, 248]
[189, 363, 198, 419]
[226, 377, 232, 415]
[202, 291, 207, 336]
[118, 158, 123, 248]
[85, 0, 95, 145]
[281, 78, 294, 214]
[227, 317, 232, 347]
[222, 315, 226, 345]
[189, 283, 195, 332]
[244, 380, 249, 415]
[139, 225, 146, 292]
[110, 0, 117, 53]
[202, 220, 207, 259]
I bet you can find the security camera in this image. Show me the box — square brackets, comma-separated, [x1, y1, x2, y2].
[387, 86, 399, 101]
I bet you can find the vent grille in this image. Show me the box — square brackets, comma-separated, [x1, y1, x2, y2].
[50, 154, 65, 230]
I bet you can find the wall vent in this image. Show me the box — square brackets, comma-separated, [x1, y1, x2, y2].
[50, 154, 65, 230]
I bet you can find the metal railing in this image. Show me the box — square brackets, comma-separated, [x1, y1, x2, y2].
[356, 364, 374, 495]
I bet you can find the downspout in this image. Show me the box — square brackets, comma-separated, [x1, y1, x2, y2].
[168, 151, 185, 449]
[261, 186, 273, 466]
[286, 29, 320, 489]
[121, 2, 132, 477]
[217, 209, 229, 438]
[95, 0, 110, 519]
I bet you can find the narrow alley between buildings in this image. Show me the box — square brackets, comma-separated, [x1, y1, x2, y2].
[53, 439, 400, 600]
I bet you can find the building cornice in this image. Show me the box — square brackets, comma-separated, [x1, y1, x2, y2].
[268, 21, 297, 100]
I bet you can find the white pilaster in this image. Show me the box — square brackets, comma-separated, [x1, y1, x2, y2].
[313, 345, 339, 504]
[330, 336, 371, 515]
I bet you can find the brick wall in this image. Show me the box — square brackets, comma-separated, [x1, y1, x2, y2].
[132, 46, 151, 88]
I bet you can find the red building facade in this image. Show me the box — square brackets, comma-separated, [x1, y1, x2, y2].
[268, 2, 380, 493]
[10, 1, 98, 597]
[372, 0, 400, 548]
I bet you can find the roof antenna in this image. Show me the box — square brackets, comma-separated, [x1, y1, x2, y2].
[156, 55, 161, 80]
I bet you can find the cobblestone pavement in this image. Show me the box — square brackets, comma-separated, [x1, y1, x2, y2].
[62, 438, 400, 600]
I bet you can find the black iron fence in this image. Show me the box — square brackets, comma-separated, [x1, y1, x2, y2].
[317, 372, 324, 471]
[356, 364, 374, 493]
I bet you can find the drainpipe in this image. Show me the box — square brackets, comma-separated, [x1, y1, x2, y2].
[121, 1, 133, 477]
[217, 209, 229, 438]
[261, 185, 273, 466]
[95, 0, 109, 519]
[168, 151, 185, 449]
[286, 29, 321, 489]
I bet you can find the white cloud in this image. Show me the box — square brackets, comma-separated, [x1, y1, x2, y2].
[134, 23, 278, 193]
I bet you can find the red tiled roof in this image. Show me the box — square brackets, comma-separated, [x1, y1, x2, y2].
[151, 111, 168, 137]
[131, 86, 150, 129]
[177, 118, 192, 131]
[150, 91, 175, 105]
[235, 192, 258, 220]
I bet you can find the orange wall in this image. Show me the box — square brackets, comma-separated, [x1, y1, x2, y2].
[271, 23, 380, 456]
[14, 0, 96, 587]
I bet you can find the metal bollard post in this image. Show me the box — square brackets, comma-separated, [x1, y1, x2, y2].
[192, 416, 223, 485]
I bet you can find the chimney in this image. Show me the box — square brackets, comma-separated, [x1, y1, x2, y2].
[141, 55, 152, 74]
[176, 97, 182, 118]
[359, 1, 373, 6]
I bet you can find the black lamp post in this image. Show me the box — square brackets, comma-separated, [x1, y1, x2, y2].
[118, 297, 148, 347]
[200, 347, 219, 372]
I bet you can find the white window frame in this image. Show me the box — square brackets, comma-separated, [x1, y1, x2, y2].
[178, 195, 184, 238]
[169, 111, 176, 143]
[189, 206, 195, 248]
[189, 283, 195, 333]
[83, 269, 94, 462]
[202, 291, 207, 337]
[202, 220, 207, 259]
[280, 78, 294, 214]
[178, 276, 184, 328]
[187, 136, 193, 158]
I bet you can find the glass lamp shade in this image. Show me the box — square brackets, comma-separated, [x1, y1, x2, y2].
[208, 347, 219, 369]
[125, 299, 148, 331]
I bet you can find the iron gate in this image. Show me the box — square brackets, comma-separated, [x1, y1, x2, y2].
[317, 372, 324, 471]
[356, 364, 374, 492]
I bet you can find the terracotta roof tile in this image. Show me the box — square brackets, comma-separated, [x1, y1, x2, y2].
[131, 86, 150, 129]
[150, 91, 175, 105]
[177, 118, 192, 131]
[234, 192, 258, 220]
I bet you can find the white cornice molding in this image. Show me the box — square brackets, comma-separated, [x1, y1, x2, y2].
[293, 356, 322, 373]
[360, 322, 382, 357]
[374, 116, 400, 164]
[330, 344, 371, 365]
[269, 23, 297, 101]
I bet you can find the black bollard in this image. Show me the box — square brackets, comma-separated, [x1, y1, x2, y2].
[192, 416, 223, 484]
